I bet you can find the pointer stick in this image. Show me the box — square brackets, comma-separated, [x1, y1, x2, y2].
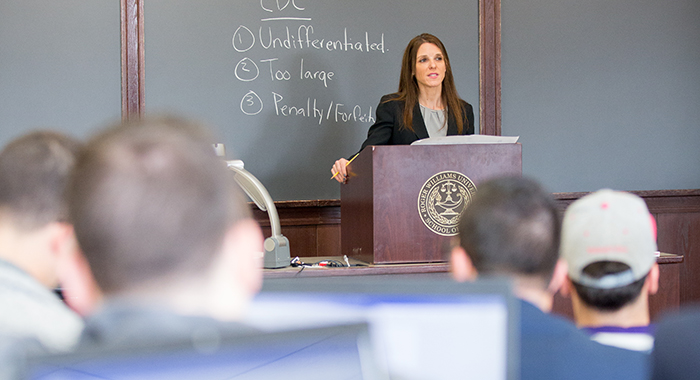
[330, 154, 358, 180]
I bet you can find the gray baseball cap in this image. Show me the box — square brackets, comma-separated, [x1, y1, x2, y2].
[561, 189, 657, 289]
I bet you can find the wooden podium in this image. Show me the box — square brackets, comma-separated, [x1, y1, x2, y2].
[341, 144, 522, 264]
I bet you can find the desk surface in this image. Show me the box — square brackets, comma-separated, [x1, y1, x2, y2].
[264, 253, 683, 279]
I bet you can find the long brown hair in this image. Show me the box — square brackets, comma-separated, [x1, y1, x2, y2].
[389, 33, 465, 134]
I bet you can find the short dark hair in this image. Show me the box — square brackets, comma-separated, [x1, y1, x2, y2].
[68, 116, 250, 294]
[457, 176, 561, 283]
[0, 131, 82, 230]
[572, 261, 648, 311]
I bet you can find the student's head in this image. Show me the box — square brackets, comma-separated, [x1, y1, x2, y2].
[67, 116, 263, 318]
[560, 189, 658, 312]
[0, 131, 81, 230]
[0, 131, 82, 287]
[451, 176, 562, 290]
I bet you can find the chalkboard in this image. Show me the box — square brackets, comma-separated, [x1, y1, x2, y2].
[144, 0, 480, 201]
[0, 0, 121, 147]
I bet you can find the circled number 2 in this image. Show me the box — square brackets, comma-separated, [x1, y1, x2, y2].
[235, 57, 259, 82]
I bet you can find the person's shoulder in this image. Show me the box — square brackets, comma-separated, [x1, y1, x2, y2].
[654, 307, 700, 346]
[0, 335, 48, 380]
[520, 300, 585, 340]
[457, 98, 473, 111]
[519, 300, 648, 380]
[376, 94, 404, 114]
[659, 306, 700, 327]
[0, 260, 84, 351]
[79, 303, 257, 349]
[652, 308, 700, 380]
[379, 93, 400, 103]
[378, 93, 405, 109]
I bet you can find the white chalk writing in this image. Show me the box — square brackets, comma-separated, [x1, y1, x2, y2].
[271, 92, 375, 125]
[231, 0, 389, 125]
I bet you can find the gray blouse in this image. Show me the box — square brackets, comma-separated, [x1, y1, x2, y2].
[419, 104, 448, 138]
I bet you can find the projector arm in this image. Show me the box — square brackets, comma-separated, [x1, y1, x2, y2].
[226, 160, 290, 269]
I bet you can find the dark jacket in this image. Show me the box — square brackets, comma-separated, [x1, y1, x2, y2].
[520, 300, 648, 380]
[358, 94, 475, 154]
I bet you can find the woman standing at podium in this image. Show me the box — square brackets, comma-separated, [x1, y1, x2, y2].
[330, 33, 474, 183]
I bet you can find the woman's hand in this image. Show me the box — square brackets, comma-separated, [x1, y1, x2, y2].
[331, 158, 349, 183]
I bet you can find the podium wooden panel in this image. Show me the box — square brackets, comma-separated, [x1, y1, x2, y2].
[341, 144, 522, 264]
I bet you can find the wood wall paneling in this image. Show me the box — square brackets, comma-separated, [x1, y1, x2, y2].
[254, 190, 700, 319]
[479, 0, 502, 136]
[634, 190, 700, 306]
[253, 200, 341, 258]
[651, 260, 681, 318]
[120, 0, 144, 120]
[657, 211, 700, 305]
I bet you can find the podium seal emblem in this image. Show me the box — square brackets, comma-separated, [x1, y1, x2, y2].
[417, 171, 477, 236]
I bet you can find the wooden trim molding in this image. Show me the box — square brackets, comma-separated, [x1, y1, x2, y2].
[479, 0, 502, 136]
[251, 200, 341, 227]
[259, 190, 697, 319]
[120, 0, 145, 121]
[257, 189, 700, 227]
[553, 189, 700, 214]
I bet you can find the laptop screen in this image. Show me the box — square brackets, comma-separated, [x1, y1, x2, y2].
[245, 276, 519, 380]
[23, 323, 382, 380]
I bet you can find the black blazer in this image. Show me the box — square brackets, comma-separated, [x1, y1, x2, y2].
[357, 94, 475, 155]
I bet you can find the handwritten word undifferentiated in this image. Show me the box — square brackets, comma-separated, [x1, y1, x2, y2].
[234, 26, 385, 54]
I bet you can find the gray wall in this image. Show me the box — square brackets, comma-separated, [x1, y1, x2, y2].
[0, 1, 122, 144]
[502, 0, 700, 193]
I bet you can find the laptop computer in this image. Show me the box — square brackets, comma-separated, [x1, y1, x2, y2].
[22, 323, 383, 380]
[246, 276, 520, 380]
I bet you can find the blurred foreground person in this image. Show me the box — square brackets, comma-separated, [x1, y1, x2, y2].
[0, 131, 84, 352]
[450, 176, 648, 380]
[651, 307, 700, 380]
[62, 116, 264, 347]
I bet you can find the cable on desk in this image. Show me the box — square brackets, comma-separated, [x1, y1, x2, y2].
[290, 256, 366, 268]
